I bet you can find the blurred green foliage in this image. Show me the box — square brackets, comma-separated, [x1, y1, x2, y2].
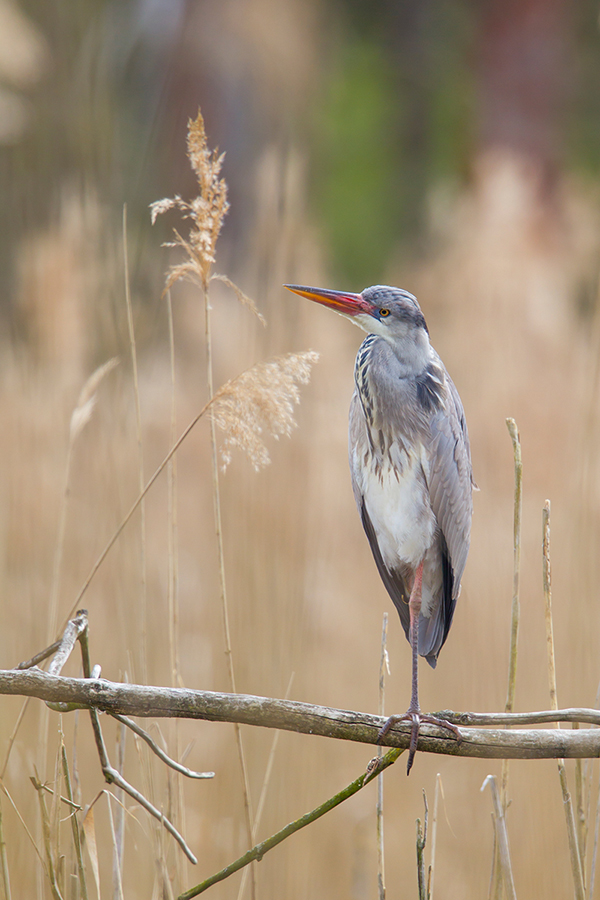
[313, 38, 400, 286]
[4, 0, 600, 305]
[312, 1, 474, 286]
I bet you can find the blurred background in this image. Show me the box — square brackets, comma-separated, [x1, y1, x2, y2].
[2, 0, 600, 897]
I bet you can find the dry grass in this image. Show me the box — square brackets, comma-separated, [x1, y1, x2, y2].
[210, 352, 319, 471]
[2, 131, 600, 900]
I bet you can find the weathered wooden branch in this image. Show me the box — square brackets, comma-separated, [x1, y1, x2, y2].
[1, 667, 599, 761]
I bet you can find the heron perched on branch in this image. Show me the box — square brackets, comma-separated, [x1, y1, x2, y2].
[285, 283, 475, 773]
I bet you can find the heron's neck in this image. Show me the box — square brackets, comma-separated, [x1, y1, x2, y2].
[355, 334, 444, 438]
[383, 328, 434, 377]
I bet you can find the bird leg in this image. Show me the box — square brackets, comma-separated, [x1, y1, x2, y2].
[378, 561, 462, 774]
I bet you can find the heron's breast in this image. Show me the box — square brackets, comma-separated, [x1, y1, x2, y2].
[352, 442, 438, 571]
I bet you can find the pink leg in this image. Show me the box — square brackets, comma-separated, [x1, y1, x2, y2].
[378, 561, 461, 774]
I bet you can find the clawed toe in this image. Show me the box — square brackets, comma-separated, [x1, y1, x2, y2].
[377, 710, 462, 774]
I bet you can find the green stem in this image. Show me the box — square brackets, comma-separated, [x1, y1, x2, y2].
[178, 748, 402, 899]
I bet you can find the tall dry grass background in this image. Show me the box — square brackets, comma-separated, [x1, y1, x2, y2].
[2, 2, 600, 898]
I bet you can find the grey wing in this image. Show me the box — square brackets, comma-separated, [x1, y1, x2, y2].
[348, 390, 413, 640]
[425, 370, 474, 599]
[360, 497, 412, 642]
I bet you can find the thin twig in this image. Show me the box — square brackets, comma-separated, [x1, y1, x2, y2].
[89, 703, 197, 864]
[482, 775, 517, 900]
[77, 621, 198, 865]
[543, 501, 585, 900]
[440, 709, 600, 727]
[110, 714, 214, 779]
[15, 642, 62, 671]
[177, 749, 402, 899]
[30, 782, 80, 811]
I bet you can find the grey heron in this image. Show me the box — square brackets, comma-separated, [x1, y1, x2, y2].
[285, 283, 474, 773]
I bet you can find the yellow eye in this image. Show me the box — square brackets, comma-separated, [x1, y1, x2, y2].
[379, 308, 390, 317]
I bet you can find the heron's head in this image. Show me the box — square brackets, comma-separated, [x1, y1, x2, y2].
[284, 283, 429, 347]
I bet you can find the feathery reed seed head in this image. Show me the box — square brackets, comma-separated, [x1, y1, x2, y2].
[210, 351, 320, 470]
[150, 111, 229, 292]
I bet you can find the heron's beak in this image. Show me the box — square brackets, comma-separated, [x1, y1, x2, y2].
[284, 284, 370, 316]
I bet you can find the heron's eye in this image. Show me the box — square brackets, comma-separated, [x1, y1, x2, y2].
[379, 308, 390, 317]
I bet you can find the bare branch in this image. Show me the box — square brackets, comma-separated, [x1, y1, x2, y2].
[110, 714, 214, 780]
[47, 611, 88, 677]
[88, 702, 197, 864]
[15, 642, 62, 671]
[74, 617, 198, 864]
[439, 708, 600, 727]
[4, 668, 600, 761]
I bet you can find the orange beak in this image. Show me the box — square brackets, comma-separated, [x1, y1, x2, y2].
[284, 284, 371, 316]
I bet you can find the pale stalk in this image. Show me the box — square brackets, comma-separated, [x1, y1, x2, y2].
[543, 501, 585, 900]
[203, 281, 255, 899]
[495, 419, 522, 900]
[106, 792, 125, 900]
[501, 419, 522, 798]
[429, 774, 442, 900]
[482, 775, 517, 900]
[123, 203, 148, 684]
[167, 289, 187, 890]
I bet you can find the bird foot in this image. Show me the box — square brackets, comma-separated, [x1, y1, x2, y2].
[378, 710, 462, 775]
